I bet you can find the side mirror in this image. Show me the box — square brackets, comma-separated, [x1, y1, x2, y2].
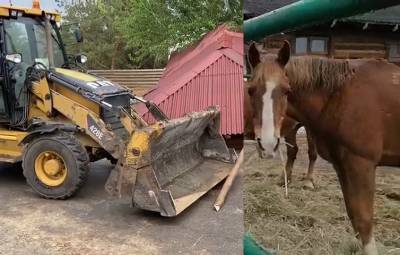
[5, 53, 22, 64]
[76, 54, 88, 64]
[73, 27, 83, 43]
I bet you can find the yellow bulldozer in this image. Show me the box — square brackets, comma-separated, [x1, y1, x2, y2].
[0, 1, 235, 216]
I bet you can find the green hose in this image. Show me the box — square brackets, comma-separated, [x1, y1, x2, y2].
[243, 232, 274, 255]
[244, 0, 400, 41]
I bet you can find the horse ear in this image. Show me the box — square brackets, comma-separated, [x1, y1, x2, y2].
[248, 43, 261, 70]
[277, 40, 291, 67]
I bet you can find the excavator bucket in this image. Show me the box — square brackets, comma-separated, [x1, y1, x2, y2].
[105, 107, 235, 217]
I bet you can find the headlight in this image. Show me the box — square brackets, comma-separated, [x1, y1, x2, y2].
[76, 54, 88, 64]
[10, 10, 18, 17]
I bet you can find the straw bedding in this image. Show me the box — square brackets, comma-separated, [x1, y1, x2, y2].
[244, 135, 400, 255]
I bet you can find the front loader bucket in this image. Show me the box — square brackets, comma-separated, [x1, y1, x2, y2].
[105, 107, 235, 217]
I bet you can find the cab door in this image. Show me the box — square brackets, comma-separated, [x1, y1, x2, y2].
[0, 20, 11, 124]
[2, 17, 36, 125]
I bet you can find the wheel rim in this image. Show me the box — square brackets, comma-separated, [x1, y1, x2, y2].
[34, 151, 68, 187]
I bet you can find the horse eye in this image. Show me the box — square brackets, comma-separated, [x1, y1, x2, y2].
[279, 88, 288, 95]
[248, 86, 256, 96]
[281, 85, 291, 95]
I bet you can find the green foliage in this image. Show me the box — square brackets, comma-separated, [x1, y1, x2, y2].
[54, 0, 64, 9]
[119, 0, 243, 66]
[61, 0, 133, 69]
[61, 0, 242, 69]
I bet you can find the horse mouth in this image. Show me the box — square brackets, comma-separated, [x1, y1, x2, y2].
[256, 138, 276, 159]
[256, 138, 280, 152]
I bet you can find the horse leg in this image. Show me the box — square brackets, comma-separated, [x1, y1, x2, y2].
[279, 128, 298, 186]
[304, 127, 317, 190]
[334, 153, 377, 255]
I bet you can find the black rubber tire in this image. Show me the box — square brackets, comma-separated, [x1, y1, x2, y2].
[22, 132, 89, 199]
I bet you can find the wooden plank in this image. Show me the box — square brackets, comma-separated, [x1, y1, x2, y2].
[214, 150, 243, 212]
[114, 82, 158, 86]
[90, 69, 164, 71]
[90, 70, 164, 74]
[91, 73, 162, 76]
[88, 69, 162, 96]
[334, 42, 385, 51]
[94, 77, 160, 81]
[125, 86, 154, 96]
[334, 49, 386, 59]
[92, 73, 164, 77]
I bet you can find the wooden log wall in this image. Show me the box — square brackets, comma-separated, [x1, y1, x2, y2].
[254, 28, 394, 62]
[89, 69, 164, 96]
[330, 35, 387, 59]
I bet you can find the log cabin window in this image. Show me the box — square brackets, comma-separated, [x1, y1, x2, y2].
[295, 37, 308, 54]
[294, 37, 328, 55]
[388, 42, 400, 62]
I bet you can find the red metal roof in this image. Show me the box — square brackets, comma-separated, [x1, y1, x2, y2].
[137, 25, 244, 136]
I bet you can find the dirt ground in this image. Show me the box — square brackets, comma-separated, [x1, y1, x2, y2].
[0, 160, 243, 255]
[244, 134, 400, 255]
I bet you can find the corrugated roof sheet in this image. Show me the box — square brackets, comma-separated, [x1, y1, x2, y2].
[137, 25, 244, 136]
[244, 0, 299, 19]
[344, 5, 400, 25]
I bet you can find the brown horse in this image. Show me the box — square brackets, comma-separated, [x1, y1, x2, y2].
[247, 40, 400, 255]
[245, 80, 317, 188]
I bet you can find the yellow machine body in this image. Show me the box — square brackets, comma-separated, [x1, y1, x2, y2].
[0, 3, 235, 216]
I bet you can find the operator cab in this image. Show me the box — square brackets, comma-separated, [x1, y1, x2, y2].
[2, 16, 67, 125]
[0, 1, 77, 128]
[0, 1, 133, 132]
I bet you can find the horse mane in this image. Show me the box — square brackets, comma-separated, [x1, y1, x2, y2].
[285, 57, 352, 93]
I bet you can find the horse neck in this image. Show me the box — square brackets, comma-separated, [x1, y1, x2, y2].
[287, 89, 329, 127]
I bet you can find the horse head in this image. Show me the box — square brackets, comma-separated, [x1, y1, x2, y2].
[247, 41, 292, 158]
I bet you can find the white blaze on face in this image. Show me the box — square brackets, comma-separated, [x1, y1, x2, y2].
[261, 80, 278, 156]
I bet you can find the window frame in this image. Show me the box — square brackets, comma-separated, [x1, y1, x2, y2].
[294, 37, 308, 55]
[388, 42, 400, 63]
[293, 36, 329, 56]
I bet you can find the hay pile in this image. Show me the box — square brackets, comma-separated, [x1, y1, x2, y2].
[244, 138, 400, 255]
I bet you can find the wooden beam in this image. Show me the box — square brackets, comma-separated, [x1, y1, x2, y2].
[334, 49, 386, 59]
[214, 150, 244, 211]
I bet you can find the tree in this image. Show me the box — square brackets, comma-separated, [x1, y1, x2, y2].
[54, 0, 64, 9]
[118, 0, 242, 67]
[61, 0, 242, 69]
[61, 0, 133, 69]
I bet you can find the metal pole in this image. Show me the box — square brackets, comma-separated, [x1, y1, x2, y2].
[45, 15, 55, 69]
[244, 0, 400, 42]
